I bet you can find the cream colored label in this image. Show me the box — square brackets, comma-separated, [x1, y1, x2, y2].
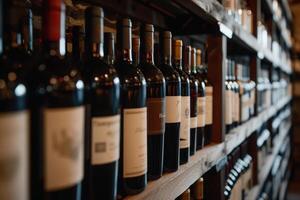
[91, 115, 120, 165]
[123, 108, 147, 178]
[241, 94, 249, 122]
[197, 97, 206, 127]
[0, 111, 29, 200]
[180, 96, 190, 149]
[205, 86, 213, 125]
[225, 90, 233, 125]
[165, 96, 181, 123]
[44, 106, 84, 191]
[190, 117, 197, 129]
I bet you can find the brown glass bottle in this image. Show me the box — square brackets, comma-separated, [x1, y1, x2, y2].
[200, 49, 213, 145]
[173, 40, 190, 165]
[183, 46, 198, 156]
[157, 31, 181, 172]
[84, 7, 120, 200]
[31, 0, 85, 199]
[193, 49, 206, 150]
[138, 24, 166, 180]
[225, 59, 233, 133]
[0, 1, 30, 200]
[115, 19, 147, 196]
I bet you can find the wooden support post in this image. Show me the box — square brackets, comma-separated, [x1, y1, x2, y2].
[207, 35, 226, 143]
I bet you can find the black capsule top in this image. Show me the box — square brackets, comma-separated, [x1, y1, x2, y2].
[140, 24, 154, 64]
[117, 18, 132, 62]
[85, 6, 104, 57]
[160, 31, 172, 66]
[104, 32, 115, 64]
[184, 45, 191, 74]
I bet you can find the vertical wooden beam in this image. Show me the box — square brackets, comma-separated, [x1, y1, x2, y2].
[250, 57, 259, 116]
[247, 0, 258, 36]
[207, 35, 226, 143]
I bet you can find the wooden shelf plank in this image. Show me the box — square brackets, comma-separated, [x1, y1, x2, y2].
[125, 96, 291, 200]
[125, 143, 225, 200]
[245, 121, 292, 200]
[225, 96, 292, 155]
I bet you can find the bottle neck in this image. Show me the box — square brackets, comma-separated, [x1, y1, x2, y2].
[104, 34, 115, 65]
[191, 51, 197, 73]
[42, 2, 66, 57]
[161, 37, 172, 66]
[117, 24, 132, 63]
[141, 31, 154, 64]
[173, 45, 183, 70]
[22, 9, 33, 52]
[85, 42, 104, 59]
[184, 49, 191, 74]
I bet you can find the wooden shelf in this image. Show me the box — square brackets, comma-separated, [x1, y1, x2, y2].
[124, 143, 225, 200]
[125, 96, 291, 200]
[225, 96, 292, 155]
[245, 121, 292, 200]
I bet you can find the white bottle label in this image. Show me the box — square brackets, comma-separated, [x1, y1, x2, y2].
[0, 111, 29, 200]
[165, 96, 181, 123]
[180, 96, 190, 149]
[123, 107, 147, 178]
[225, 90, 233, 125]
[197, 97, 206, 127]
[44, 106, 84, 191]
[190, 117, 197, 129]
[205, 86, 213, 125]
[91, 115, 120, 165]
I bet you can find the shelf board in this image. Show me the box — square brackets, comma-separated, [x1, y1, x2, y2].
[124, 143, 225, 200]
[225, 96, 292, 155]
[246, 121, 292, 200]
[125, 96, 291, 200]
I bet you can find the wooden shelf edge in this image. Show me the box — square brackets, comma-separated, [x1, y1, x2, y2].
[125, 143, 225, 200]
[225, 96, 292, 155]
[245, 121, 292, 200]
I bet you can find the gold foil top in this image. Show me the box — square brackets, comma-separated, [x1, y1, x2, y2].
[196, 49, 202, 66]
[193, 178, 204, 200]
[181, 189, 191, 200]
[173, 40, 183, 60]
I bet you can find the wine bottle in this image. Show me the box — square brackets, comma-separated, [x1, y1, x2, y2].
[191, 178, 204, 200]
[132, 37, 140, 67]
[116, 18, 147, 195]
[173, 40, 190, 165]
[139, 24, 166, 180]
[183, 46, 198, 156]
[0, 1, 30, 199]
[230, 60, 240, 127]
[193, 49, 206, 150]
[202, 48, 213, 145]
[176, 189, 191, 200]
[84, 7, 120, 200]
[31, 0, 85, 199]
[157, 31, 181, 172]
[225, 59, 233, 133]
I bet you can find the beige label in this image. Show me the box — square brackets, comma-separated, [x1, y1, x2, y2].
[241, 94, 249, 122]
[123, 108, 147, 178]
[0, 111, 29, 200]
[44, 106, 84, 191]
[180, 96, 190, 149]
[147, 98, 166, 135]
[165, 96, 181, 123]
[91, 115, 120, 165]
[197, 97, 206, 127]
[190, 117, 197, 129]
[205, 86, 213, 125]
[225, 90, 233, 125]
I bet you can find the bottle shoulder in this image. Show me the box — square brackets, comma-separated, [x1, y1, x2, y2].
[138, 62, 165, 83]
[157, 63, 181, 82]
[115, 61, 146, 86]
